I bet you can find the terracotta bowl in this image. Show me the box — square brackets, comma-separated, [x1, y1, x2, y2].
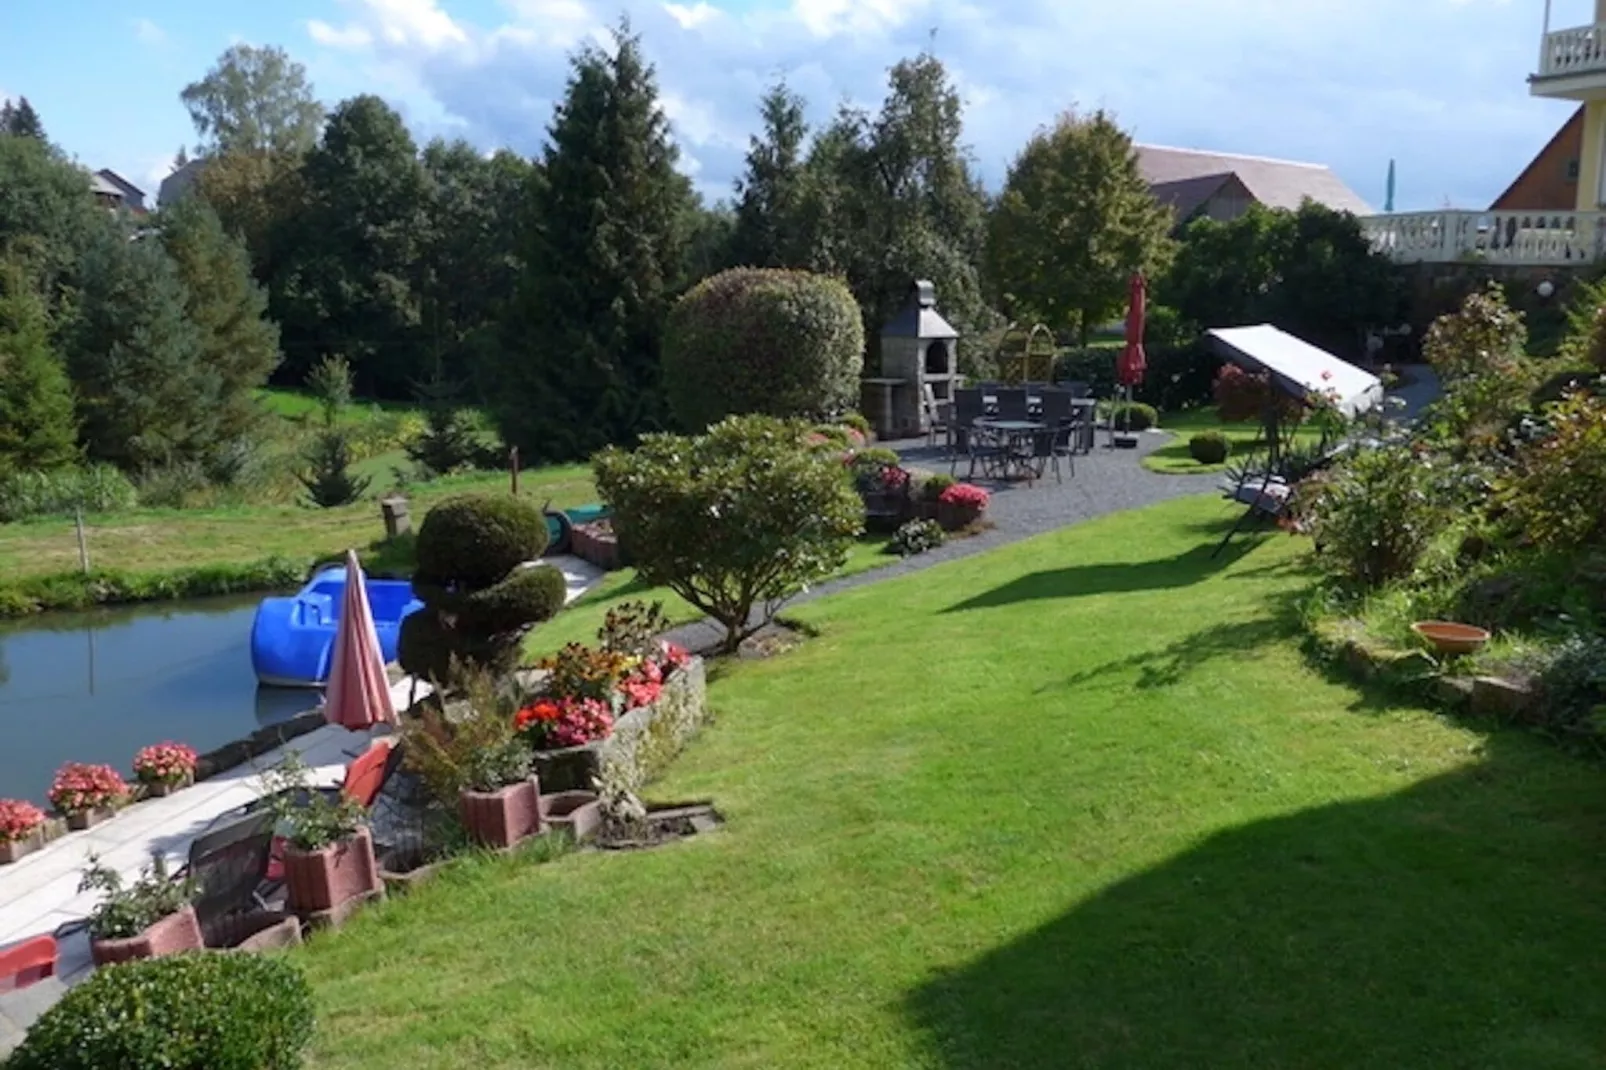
[1411, 621, 1491, 657]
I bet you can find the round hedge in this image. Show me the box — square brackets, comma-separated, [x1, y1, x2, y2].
[453, 563, 568, 634]
[6, 952, 314, 1070]
[413, 494, 548, 591]
[1108, 402, 1159, 432]
[1188, 431, 1230, 464]
[662, 267, 865, 432]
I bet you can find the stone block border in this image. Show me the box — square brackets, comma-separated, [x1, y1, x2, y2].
[532, 657, 709, 795]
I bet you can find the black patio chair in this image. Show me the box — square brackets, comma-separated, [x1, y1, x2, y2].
[1019, 424, 1075, 484]
[993, 389, 1029, 422]
[949, 389, 985, 466]
[178, 809, 278, 946]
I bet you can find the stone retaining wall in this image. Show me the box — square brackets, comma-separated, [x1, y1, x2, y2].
[532, 657, 708, 794]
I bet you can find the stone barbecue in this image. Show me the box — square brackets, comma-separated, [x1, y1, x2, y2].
[863, 280, 960, 440]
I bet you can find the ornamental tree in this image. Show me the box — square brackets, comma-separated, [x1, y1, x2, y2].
[593, 414, 863, 653]
[662, 267, 863, 432]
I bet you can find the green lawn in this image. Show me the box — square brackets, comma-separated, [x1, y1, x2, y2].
[296, 495, 1606, 1069]
[1143, 409, 1323, 475]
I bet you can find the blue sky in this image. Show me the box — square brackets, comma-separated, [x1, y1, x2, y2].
[0, 0, 1590, 211]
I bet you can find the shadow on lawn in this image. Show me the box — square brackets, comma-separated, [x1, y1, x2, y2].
[906, 732, 1606, 1070]
[1042, 612, 1297, 693]
[942, 529, 1267, 614]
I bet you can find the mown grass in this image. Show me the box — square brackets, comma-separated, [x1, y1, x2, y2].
[1143, 408, 1323, 475]
[296, 494, 1606, 1069]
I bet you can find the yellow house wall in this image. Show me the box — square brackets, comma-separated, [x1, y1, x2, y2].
[1577, 101, 1606, 210]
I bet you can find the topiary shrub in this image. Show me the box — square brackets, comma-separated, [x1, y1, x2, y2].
[662, 268, 865, 432]
[413, 494, 549, 589]
[400, 494, 561, 683]
[1188, 431, 1230, 464]
[6, 952, 314, 1070]
[889, 518, 945, 557]
[1106, 401, 1159, 432]
[594, 414, 863, 653]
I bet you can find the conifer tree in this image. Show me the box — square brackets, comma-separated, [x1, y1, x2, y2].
[0, 259, 77, 474]
[1, 97, 46, 141]
[496, 20, 688, 462]
[730, 82, 812, 269]
[158, 196, 281, 451]
[66, 230, 220, 471]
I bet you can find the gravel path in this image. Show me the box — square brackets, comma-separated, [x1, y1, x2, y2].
[662, 431, 1213, 652]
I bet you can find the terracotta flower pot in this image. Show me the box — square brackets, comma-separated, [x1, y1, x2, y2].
[0, 829, 42, 864]
[540, 790, 603, 844]
[139, 775, 193, 799]
[936, 501, 984, 532]
[90, 904, 204, 966]
[458, 777, 542, 850]
[283, 827, 382, 915]
[65, 806, 117, 831]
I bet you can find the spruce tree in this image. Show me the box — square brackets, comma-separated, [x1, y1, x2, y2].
[1, 97, 45, 140]
[0, 259, 77, 475]
[496, 20, 688, 462]
[66, 230, 221, 471]
[730, 82, 812, 269]
[158, 196, 282, 452]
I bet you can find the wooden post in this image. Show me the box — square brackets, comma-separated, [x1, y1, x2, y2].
[509, 446, 520, 496]
[75, 508, 90, 574]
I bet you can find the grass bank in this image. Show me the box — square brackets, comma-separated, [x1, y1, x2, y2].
[297, 495, 1606, 1068]
[0, 465, 592, 618]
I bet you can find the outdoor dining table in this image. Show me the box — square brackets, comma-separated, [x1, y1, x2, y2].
[972, 418, 1046, 481]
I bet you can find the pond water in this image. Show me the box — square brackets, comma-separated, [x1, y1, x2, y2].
[0, 596, 318, 806]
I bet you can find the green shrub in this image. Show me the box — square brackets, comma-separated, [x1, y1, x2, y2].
[921, 473, 957, 501]
[297, 429, 371, 508]
[889, 518, 945, 557]
[5, 952, 314, 1070]
[1531, 366, 1604, 407]
[662, 268, 864, 432]
[594, 414, 863, 653]
[841, 412, 871, 434]
[1301, 445, 1441, 588]
[849, 446, 901, 470]
[1497, 390, 1606, 550]
[1106, 402, 1158, 432]
[1188, 431, 1230, 465]
[401, 495, 557, 683]
[0, 464, 138, 522]
[413, 494, 549, 590]
[1513, 633, 1606, 738]
[80, 855, 196, 940]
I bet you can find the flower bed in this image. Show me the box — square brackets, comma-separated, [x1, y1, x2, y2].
[0, 798, 46, 864]
[529, 649, 708, 794]
[133, 741, 198, 797]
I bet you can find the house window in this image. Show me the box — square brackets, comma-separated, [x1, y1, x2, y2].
[1567, 158, 1580, 182]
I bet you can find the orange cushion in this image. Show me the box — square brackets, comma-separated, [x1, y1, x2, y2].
[340, 740, 394, 809]
[0, 935, 56, 993]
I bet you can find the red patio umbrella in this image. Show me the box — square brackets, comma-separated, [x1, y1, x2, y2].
[1114, 273, 1148, 441]
[323, 549, 397, 731]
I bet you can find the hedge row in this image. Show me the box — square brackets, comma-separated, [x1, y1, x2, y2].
[0, 556, 309, 619]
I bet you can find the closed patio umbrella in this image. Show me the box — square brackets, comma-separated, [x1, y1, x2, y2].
[323, 549, 397, 731]
[1114, 273, 1148, 443]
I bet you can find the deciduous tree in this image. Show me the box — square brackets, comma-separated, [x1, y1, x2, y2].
[987, 109, 1174, 342]
[180, 45, 323, 156]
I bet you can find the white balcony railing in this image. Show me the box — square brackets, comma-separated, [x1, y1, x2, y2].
[1361, 210, 1606, 265]
[1538, 22, 1606, 80]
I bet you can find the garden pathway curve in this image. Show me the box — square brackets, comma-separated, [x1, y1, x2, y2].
[661, 431, 1215, 652]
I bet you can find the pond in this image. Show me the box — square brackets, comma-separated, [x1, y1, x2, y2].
[0, 596, 319, 806]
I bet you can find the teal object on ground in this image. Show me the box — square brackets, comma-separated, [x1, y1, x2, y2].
[545, 503, 608, 555]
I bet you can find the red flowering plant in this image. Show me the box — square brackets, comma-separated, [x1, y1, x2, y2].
[659, 641, 692, 674]
[938, 483, 990, 509]
[620, 658, 663, 710]
[48, 763, 128, 816]
[131, 742, 198, 787]
[0, 799, 45, 843]
[880, 466, 911, 492]
[514, 696, 614, 750]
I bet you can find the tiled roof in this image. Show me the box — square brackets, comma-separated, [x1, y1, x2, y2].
[1148, 172, 1238, 222]
[1136, 144, 1372, 216]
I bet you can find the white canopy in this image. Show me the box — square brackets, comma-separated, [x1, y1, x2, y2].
[1206, 325, 1383, 418]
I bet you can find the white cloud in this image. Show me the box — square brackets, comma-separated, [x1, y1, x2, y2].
[132, 17, 167, 46]
[299, 0, 1572, 210]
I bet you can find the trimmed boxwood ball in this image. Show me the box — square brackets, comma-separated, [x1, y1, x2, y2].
[1189, 430, 1230, 464]
[454, 563, 569, 634]
[662, 267, 865, 432]
[1107, 401, 1159, 432]
[6, 951, 314, 1070]
[413, 494, 548, 590]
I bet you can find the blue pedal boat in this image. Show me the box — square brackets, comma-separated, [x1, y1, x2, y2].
[251, 566, 424, 688]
